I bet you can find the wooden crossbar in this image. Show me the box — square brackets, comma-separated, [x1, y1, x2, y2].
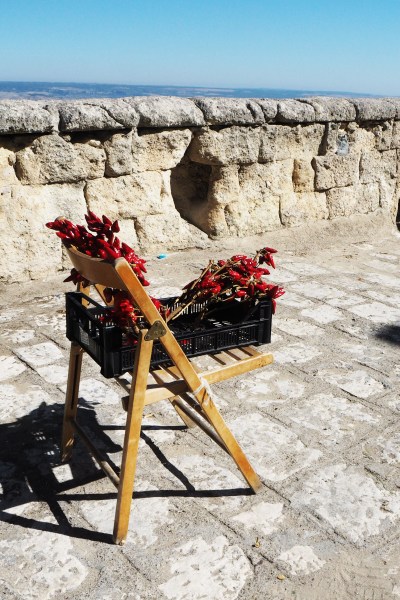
[144, 351, 273, 405]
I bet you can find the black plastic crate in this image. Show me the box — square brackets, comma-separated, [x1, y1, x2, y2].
[66, 292, 272, 378]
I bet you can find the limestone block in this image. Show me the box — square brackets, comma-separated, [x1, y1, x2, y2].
[351, 98, 396, 121]
[292, 159, 315, 192]
[313, 154, 359, 191]
[193, 98, 264, 125]
[238, 165, 282, 232]
[74, 141, 106, 179]
[280, 191, 328, 226]
[391, 121, 400, 149]
[371, 121, 393, 151]
[15, 134, 105, 184]
[387, 97, 400, 119]
[326, 183, 380, 218]
[255, 99, 278, 122]
[0, 146, 18, 185]
[58, 99, 139, 132]
[104, 132, 133, 177]
[298, 97, 356, 122]
[126, 96, 205, 128]
[277, 100, 315, 123]
[259, 124, 325, 162]
[131, 129, 192, 171]
[239, 161, 293, 196]
[189, 126, 260, 165]
[346, 124, 376, 153]
[135, 212, 209, 250]
[359, 150, 397, 184]
[85, 171, 169, 217]
[0, 100, 57, 135]
[379, 178, 398, 216]
[207, 165, 240, 207]
[0, 183, 86, 281]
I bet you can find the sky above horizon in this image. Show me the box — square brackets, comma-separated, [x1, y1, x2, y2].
[1, 0, 399, 96]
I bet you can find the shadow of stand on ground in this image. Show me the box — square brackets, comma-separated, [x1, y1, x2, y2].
[0, 400, 252, 544]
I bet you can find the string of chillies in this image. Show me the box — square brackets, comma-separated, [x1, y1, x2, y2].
[170, 247, 285, 320]
[46, 212, 162, 336]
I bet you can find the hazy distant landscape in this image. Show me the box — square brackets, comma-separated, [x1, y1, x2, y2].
[0, 81, 380, 101]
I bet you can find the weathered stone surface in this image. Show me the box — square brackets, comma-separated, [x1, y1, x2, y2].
[135, 212, 209, 250]
[379, 178, 398, 216]
[238, 164, 282, 232]
[172, 165, 239, 237]
[189, 126, 260, 165]
[58, 99, 139, 132]
[86, 170, 208, 250]
[259, 124, 325, 162]
[208, 165, 240, 206]
[359, 149, 397, 184]
[370, 121, 393, 151]
[131, 129, 192, 171]
[15, 134, 105, 184]
[193, 98, 264, 125]
[292, 159, 315, 192]
[255, 99, 278, 122]
[85, 171, 168, 217]
[277, 100, 315, 123]
[74, 140, 106, 179]
[0, 146, 18, 186]
[0, 183, 86, 281]
[391, 121, 400, 149]
[326, 183, 380, 218]
[386, 97, 400, 119]
[299, 97, 356, 122]
[126, 96, 205, 128]
[280, 191, 328, 226]
[254, 160, 294, 194]
[346, 123, 376, 153]
[104, 131, 133, 177]
[0, 100, 57, 135]
[351, 98, 396, 121]
[313, 154, 359, 191]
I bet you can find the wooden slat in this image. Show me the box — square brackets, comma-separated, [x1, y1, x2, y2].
[71, 419, 120, 488]
[144, 352, 273, 406]
[113, 331, 153, 545]
[172, 397, 228, 452]
[61, 343, 84, 462]
[152, 367, 197, 428]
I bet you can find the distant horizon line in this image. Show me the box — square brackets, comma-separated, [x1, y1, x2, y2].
[0, 80, 383, 97]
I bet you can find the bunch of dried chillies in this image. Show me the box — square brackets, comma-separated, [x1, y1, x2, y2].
[169, 247, 285, 321]
[46, 212, 284, 339]
[46, 212, 163, 338]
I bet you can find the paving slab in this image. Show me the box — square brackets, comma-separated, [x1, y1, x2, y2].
[0, 227, 400, 599]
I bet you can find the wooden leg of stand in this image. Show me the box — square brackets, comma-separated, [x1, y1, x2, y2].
[194, 390, 262, 493]
[61, 343, 83, 462]
[113, 332, 153, 545]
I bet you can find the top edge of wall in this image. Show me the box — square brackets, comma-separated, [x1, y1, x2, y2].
[0, 96, 399, 135]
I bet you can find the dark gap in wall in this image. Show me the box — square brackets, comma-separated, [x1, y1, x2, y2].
[396, 200, 400, 231]
[170, 157, 211, 228]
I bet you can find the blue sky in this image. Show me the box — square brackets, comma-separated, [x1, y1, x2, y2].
[1, 0, 399, 95]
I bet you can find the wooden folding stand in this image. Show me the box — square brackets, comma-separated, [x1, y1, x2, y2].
[62, 246, 273, 544]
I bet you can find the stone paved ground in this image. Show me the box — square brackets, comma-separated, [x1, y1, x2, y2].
[0, 224, 400, 599]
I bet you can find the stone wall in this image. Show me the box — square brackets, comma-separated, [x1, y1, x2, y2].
[1, 96, 399, 281]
